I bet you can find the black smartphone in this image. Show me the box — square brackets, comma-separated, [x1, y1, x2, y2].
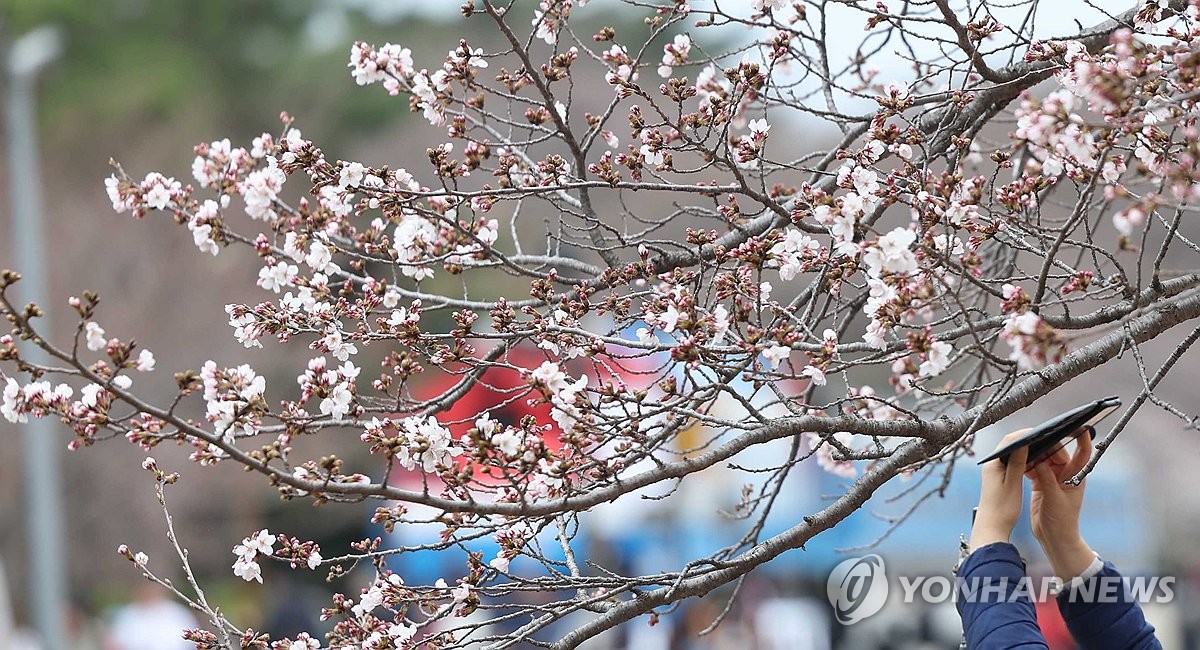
[976, 396, 1121, 469]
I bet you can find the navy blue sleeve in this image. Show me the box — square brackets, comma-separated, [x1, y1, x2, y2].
[1056, 560, 1161, 650]
[956, 542, 1048, 649]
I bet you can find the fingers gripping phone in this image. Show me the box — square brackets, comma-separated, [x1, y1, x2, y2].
[976, 396, 1121, 470]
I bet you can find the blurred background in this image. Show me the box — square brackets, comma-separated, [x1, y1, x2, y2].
[2, 1, 1200, 648]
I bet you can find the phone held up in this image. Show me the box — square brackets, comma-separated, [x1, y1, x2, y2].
[976, 396, 1121, 471]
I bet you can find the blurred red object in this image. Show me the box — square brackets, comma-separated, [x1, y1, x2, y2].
[384, 340, 671, 489]
[386, 346, 562, 489]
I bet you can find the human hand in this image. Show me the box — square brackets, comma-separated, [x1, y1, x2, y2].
[1029, 426, 1096, 580]
[970, 431, 1030, 551]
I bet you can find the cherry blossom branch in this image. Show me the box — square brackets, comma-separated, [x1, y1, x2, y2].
[555, 284, 1200, 647]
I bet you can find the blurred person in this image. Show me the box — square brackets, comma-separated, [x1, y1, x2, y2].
[0, 557, 43, 650]
[105, 583, 196, 650]
[1180, 563, 1200, 649]
[752, 595, 830, 650]
[957, 429, 1160, 649]
[66, 596, 106, 650]
[1, 557, 12, 649]
[262, 573, 323, 639]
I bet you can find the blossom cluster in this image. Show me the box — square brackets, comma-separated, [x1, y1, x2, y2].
[201, 360, 268, 442]
[232, 529, 276, 583]
[361, 415, 462, 473]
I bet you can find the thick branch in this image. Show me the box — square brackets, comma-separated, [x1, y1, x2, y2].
[553, 285, 1200, 647]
